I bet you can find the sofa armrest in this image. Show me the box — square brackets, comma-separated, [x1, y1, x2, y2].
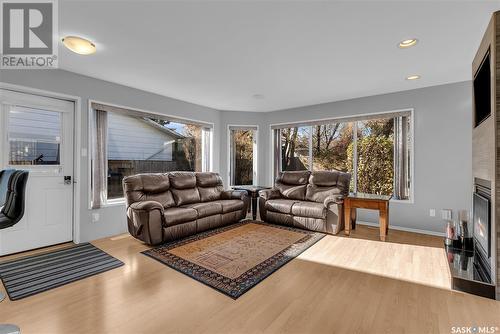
[324, 195, 345, 208]
[259, 189, 281, 201]
[127, 200, 165, 245]
[129, 200, 164, 214]
[221, 190, 248, 201]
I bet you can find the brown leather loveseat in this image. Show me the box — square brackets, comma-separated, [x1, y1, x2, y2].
[123, 172, 249, 245]
[259, 170, 351, 234]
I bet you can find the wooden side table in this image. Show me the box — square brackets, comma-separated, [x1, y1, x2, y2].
[232, 186, 271, 220]
[344, 193, 392, 241]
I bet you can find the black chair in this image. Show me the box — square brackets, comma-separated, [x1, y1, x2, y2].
[0, 170, 28, 334]
[0, 170, 29, 230]
[0, 169, 15, 207]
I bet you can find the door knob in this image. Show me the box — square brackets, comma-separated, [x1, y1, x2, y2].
[64, 176, 72, 185]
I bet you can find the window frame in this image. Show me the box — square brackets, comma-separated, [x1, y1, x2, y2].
[270, 108, 414, 203]
[227, 124, 259, 187]
[88, 99, 214, 208]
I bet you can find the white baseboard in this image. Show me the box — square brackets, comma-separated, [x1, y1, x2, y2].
[356, 220, 445, 237]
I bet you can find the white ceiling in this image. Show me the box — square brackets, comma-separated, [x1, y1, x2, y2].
[59, 0, 500, 112]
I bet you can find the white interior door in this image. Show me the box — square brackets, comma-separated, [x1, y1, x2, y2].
[0, 89, 74, 255]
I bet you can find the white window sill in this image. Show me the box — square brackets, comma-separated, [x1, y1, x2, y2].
[102, 198, 126, 207]
[390, 198, 414, 204]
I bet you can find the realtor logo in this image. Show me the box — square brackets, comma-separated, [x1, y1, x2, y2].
[1, 0, 58, 68]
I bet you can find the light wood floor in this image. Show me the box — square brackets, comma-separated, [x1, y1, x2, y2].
[1, 225, 499, 334]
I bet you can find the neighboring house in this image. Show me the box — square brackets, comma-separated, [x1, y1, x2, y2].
[107, 112, 185, 162]
[8, 107, 61, 165]
[106, 112, 188, 198]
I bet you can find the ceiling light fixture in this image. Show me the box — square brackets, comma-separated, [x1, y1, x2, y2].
[406, 75, 421, 80]
[62, 36, 96, 55]
[398, 39, 418, 48]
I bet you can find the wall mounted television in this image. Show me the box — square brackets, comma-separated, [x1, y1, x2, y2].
[473, 50, 491, 127]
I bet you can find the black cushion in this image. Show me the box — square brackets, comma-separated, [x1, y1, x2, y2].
[0, 169, 15, 207]
[0, 170, 29, 230]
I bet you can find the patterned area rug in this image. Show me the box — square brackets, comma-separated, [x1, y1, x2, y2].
[142, 220, 325, 299]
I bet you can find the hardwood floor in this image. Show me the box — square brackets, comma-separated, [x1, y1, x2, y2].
[1, 225, 499, 334]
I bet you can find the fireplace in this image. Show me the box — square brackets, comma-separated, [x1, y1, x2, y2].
[473, 178, 492, 283]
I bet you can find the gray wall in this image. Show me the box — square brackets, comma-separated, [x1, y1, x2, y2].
[0, 69, 222, 242]
[220, 81, 473, 234]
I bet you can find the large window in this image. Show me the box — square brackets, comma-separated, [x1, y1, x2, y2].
[91, 103, 212, 207]
[273, 111, 412, 200]
[229, 126, 257, 186]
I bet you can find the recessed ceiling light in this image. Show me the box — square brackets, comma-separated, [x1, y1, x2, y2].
[398, 39, 418, 48]
[406, 75, 421, 80]
[62, 36, 96, 55]
[253, 94, 265, 99]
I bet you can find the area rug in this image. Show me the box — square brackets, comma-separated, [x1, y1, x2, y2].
[142, 220, 324, 299]
[0, 243, 124, 300]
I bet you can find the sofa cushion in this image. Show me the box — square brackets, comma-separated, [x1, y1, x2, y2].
[306, 185, 343, 203]
[196, 172, 223, 202]
[169, 172, 197, 189]
[214, 199, 244, 213]
[171, 188, 201, 206]
[123, 173, 175, 208]
[182, 202, 222, 218]
[291, 201, 326, 219]
[306, 170, 351, 203]
[265, 199, 299, 214]
[277, 171, 310, 185]
[163, 207, 198, 227]
[275, 183, 307, 200]
[274, 171, 310, 200]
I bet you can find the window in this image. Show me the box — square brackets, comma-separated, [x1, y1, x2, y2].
[273, 110, 412, 200]
[281, 126, 310, 171]
[8, 106, 62, 165]
[229, 126, 257, 186]
[312, 122, 353, 173]
[91, 103, 212, 207]
[355, 117, 394, 196]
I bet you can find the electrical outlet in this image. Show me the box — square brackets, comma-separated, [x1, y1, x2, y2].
[441, 209, 452, 221]
[92, 213, 100, 223]
[429, 209, 436, 217]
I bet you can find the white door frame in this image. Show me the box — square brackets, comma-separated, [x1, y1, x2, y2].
[0, 82, 82, 244]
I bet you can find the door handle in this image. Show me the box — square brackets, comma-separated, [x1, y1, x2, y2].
[64, 176, 72, 185]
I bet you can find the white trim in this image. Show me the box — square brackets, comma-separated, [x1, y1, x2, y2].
[227, 124, 259, 187]
[89, 99, 214, 127]
[88, 99, 215, 208]
[269, 108, 413, 129]
[268, 108, 415, 203]
[0, 82, 82, 244]
[355, 220, 444, 237]
[269, 126, 275, 186]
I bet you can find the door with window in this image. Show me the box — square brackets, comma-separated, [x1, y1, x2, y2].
[229, 126, 257, 186]
[0, 89, 74, 255]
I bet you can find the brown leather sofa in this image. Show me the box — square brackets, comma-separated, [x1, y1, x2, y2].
[259, 170, 351, 234]
[123, 172, 250, 245]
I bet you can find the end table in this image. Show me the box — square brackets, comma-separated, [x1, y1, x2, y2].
[344, 193, 392, 241]
[232, 186, 271, 220]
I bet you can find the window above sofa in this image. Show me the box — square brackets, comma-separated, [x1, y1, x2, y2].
[272, 109, 413, 201]
[89, 102, 213, 209]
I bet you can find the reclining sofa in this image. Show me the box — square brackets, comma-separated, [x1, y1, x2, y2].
[123, 172, 249, 245]
[259, 170, 351, 234]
